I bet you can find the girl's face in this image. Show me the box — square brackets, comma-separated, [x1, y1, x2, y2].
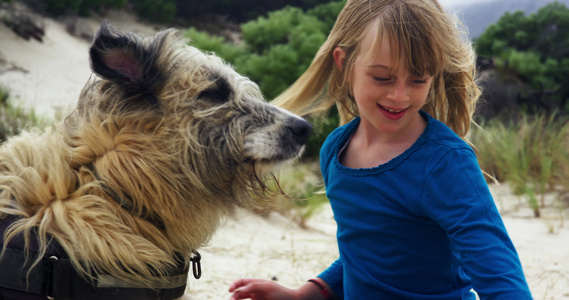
[335, 33, 433, 139]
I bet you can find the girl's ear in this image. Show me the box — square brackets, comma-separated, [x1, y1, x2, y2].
[333, 47, 346, 71]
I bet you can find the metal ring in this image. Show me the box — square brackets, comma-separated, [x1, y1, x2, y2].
[47, 256, 59, 299]
[190, 251, 202, 279]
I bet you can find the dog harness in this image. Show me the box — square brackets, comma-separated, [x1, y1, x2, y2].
[0, 215, 200, 300]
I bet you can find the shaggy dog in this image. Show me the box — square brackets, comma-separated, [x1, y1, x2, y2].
[0, 22, 312, 300]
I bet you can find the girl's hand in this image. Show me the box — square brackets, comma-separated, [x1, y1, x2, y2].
[228, 278, 299, 300]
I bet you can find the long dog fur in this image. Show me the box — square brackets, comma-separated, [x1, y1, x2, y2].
[0, 21, 311, 292]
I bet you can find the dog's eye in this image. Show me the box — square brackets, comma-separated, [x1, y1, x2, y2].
[198, 77, 231, 103]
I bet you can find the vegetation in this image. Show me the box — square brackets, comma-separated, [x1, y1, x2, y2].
[0, 88, 44, 142]
[36, 0, 338, 24]
[263, 161, 328, 229]
[185, 1, 345, 159]
[475, 2, 569, 111]
[471, 113, 569, 218]
[38, 0, 175, 22]
[3, 0, 568, 222]
[130, 0, 176, 23]
[185, 2, 345, 100]
[41, 0, 127, 16]
[470, 2, 569, 219]
[176, 0, 338, 22]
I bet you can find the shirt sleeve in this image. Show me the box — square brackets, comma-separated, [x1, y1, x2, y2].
[320, 127, 341, 186]
[422, 148, 533, 299]
[317, 258, 344, 298]
[317, 126, 346, 297]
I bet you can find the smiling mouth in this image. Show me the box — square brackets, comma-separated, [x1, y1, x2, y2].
[377, 104, 409, 121]
[378, 104, 406, 114]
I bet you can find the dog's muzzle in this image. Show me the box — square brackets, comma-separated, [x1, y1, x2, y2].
[288, 117, 312, 146]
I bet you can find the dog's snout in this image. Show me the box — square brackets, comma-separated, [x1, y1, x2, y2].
[288, 118, 313, 145]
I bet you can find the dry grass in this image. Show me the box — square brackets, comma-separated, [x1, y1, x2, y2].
[470, 113, 569, 218]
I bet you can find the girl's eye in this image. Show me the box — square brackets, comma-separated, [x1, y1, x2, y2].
[372, 76, 390, 82]
[410, 77, 431, 84]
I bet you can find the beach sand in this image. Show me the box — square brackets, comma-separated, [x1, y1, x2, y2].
[0, 7, 567, 299]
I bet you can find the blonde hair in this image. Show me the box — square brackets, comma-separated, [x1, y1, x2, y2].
[272, 0, 481, 138]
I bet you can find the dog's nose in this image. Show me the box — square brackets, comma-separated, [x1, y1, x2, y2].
[288, 118, 313, 145]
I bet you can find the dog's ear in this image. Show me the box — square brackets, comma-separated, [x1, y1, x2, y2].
[89, 21, 162, 105]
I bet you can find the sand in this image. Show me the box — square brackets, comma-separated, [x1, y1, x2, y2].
[0, 7, 567, 299]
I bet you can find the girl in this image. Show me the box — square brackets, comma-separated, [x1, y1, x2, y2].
[229, 0, 533, 299]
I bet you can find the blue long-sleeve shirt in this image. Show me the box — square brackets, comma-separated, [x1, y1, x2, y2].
[318, 111, 532, 299]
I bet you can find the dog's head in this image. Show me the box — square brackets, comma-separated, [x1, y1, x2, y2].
[66, 22, 312, 221]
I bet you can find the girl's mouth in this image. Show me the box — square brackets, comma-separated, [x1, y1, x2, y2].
[378, 104, 407, 120]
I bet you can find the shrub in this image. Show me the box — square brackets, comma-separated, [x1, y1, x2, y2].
[184, 28, 247, 64]
[131, 0, 176, 23]
[184, 2, 346, 160]
[41, 0, 127, 16]
[475, 3, 569, 111]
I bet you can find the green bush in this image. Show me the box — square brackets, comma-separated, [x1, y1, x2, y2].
[241, 6, 326, 52]
[238, 45, 301, 98]
[475, 2, 569, 110]
[189, 3, 343, 100]
[184, 2, 345, 159]
[42, 0, 127, 16]
[42, 0, 82, 15]
[184, 28, 247, 63]
[238, 6, 328, 99]
[131, 0, 176, 23]
[38, 0, 346, 27]
[176, 0, 338, 23]
[306, 0, 346, 29]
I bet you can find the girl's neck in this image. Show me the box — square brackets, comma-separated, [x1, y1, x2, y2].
[340, 113, 427, 169]
[360, 111, 425, 144]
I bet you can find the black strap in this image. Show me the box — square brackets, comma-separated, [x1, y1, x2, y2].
[0, 247, 48, 295]
[0, 216, 189, 300]
[0, 247, 189, 300]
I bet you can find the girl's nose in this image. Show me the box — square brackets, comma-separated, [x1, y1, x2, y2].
[387, 80, 409, 102]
